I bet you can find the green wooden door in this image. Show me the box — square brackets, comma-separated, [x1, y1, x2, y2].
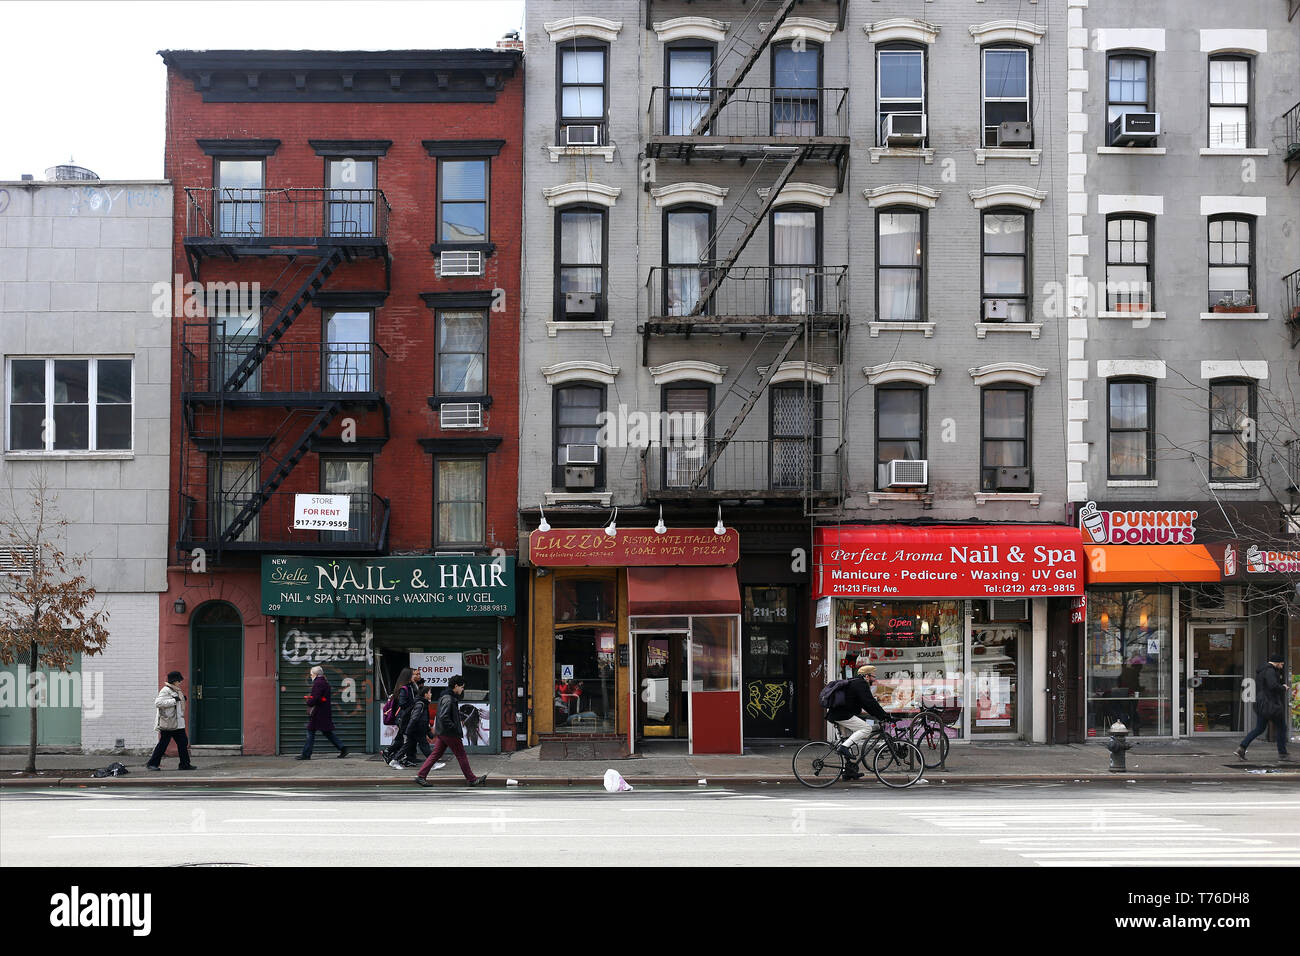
[192, 602, 243, 745]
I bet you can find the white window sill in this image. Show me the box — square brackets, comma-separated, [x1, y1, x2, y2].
[868, 321, 935, 337]
[547, 320, 614, 337]
[548, 145, 615, 163]
[1200, 148, 1268, 156]
[544, 491, 613, 506]
[868, 491, 934, 506]
[1107, 479, 1159, 487]
[1096, 146, 1167, 156]
[977, 322, 1042, 338]
[975, 147, 1041, 165]
[1200, 312, 1268, 321]
[1099, 311, 1165, 320]
[975, 492, 1041, 506]
[868, 147, 935, 164]
[1207, 481, 1261, 491]
[4, 452, 134, 460]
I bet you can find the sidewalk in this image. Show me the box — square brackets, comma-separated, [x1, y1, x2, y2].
[3, 739, 1297, 788]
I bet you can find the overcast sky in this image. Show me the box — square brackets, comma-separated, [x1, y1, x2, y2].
[0, 0, 526, 181]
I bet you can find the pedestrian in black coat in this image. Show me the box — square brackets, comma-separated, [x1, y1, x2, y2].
[297, 666, 348, 759]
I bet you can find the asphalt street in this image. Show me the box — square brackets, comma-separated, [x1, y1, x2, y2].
[2, 782, 1298, 867]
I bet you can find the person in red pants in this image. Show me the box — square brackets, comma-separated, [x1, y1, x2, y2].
[414, 675, 487, 787]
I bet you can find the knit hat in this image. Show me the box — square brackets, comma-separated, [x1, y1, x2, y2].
[857, 664, 877, 676]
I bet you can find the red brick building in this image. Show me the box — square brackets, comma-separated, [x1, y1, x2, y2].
[158, 49, 523, 756]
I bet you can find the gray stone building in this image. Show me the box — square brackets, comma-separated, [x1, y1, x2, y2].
[1066, 0, 1300, 742]
[519, 0, 1072, 750]
[1, 176, 173, 752]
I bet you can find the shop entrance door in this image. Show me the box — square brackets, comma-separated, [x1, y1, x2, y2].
[1188, 623, 1246, 734]
[636, 633, 688, 740]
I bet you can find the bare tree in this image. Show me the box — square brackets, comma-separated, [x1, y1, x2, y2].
[0, 473, 110, 772]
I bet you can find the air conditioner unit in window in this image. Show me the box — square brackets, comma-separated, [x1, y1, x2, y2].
[984, 299, 1009, 321]
[439, 250, 483, 276]
[440, 402, 483, 429]
[563, 466, 596, 489]
[562, 443, 600, 465]
[989, 598, 1029, 621]
[563, 124, 600, 146]
[882, 113, 926, 146]
[565, 292, 597, 316]
[997, 121, 1033, 146]
[887, 459, 929, 488]
[1109, 111, 1160, 146]
[982, 466, 1032, 491]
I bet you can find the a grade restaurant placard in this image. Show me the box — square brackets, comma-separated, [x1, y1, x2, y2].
[262, 555, 515, 618]
[528, 527, 739, 567]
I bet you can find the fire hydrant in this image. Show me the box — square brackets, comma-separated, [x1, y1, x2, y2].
[1107, 721, 1134, 772]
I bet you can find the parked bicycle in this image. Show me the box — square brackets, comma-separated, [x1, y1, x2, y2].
[792, 720, 925, 789]
[905, 702, 956, 769]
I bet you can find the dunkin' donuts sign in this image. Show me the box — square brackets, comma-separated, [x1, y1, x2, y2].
[1078, 501, 1197, 545]
[1246, 545, 1300, 574]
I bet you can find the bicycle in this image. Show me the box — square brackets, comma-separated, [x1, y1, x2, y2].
[792, 720, 926, 789]
[906, 703, 956, 769]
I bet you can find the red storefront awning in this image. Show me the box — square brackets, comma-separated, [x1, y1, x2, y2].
[814, 525, 1085, 598]
[627, 566, 741, 615]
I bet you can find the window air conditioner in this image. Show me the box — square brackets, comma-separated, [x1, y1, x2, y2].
[887, 459, 929, 488]
[563, 466, 597, 489]
[563, 124, 600, 146]
[1109, 112, 1160, 146]
[562, 443, 600, 465]
[565, 292, 598, 316]
[989, 598, 1029, 621]
[997, 121, 1033, 146]
[440, 402, 483, 429]
[439, 250, 483, 276]
[882, 113, 926, 146]
[981, 466, 1032, 491]
[984, 299, 1009, 321]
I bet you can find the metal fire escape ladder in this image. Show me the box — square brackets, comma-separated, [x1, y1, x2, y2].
[223, 248, 345, 392]
[221, 401, 342, 543]
[689, 0, 801, 137]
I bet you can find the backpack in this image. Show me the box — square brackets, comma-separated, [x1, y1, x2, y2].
[381, 694, 400, 726]
[819, 678, 854, 711]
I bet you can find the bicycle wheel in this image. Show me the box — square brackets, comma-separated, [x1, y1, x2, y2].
[792, 741, 845, 789]
[871, 738, 925, 789]
[910, 717, 951, 769]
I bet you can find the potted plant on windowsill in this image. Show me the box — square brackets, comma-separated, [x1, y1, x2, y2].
[1211, 293, 1255, 314]
[1114, 302, 1150, 313]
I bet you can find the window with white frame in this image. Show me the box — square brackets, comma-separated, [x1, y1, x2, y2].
[7, 357, 132, 452]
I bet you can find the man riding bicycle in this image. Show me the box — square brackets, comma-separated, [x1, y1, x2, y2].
[826, 664, 897, 780]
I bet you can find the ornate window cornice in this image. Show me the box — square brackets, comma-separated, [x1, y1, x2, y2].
[863, 362, 940, 386]
[865, 18, 940, 45]
[543, 181, 621, 208]
[968, 20, 1045, 46]
[544, 16, 622, 44]
[759, 182, 835, 209]
[864, 183, 940, 209]
[650, 182, 728, 208]
[649, 361, 728, 386]
[541, 361, 620, 386]
[968, 184, 1046, 210]
[652, 17, 728, 44]
[969, 363, 1048, 387]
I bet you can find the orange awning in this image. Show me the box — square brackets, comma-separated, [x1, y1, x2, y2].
[1084, 545, 1223, 584]
[627, 566, 740, 616]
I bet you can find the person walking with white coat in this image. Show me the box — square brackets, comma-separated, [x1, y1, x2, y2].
[146, 671, 197, 771]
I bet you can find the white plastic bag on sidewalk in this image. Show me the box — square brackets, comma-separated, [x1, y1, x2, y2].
[603, 768, 633, 792]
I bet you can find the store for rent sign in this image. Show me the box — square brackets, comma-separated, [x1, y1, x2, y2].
[1078, 501, 1197, 545]
[293, 494, 351, 531]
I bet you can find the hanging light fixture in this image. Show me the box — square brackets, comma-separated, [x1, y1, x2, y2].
[654, 505, 666, 535]
[714, 505, 725, 536]
[537, 504, 551, 533]
[604, 506, 618, 537]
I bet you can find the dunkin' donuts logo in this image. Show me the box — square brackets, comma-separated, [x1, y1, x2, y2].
[1246, 545, 1300, 574]
[1078, 501, 1197, 545]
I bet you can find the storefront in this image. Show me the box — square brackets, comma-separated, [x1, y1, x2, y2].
[526, 527, 744, 754]
[261, 555, 516, 754]
[813, 524, 1084, 743]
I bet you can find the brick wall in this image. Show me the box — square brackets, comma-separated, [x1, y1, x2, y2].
[79, 592, 161, 751]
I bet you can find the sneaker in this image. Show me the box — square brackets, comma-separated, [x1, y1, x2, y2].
[413, 776, 430, 787]
[1234, 747, 1247, 761]
[337, 749, 349, 759]
[433, 762, 446, 771]
[470, 775, 488, 787]
[145, 764, 160, 771]
[295, 755, 311, 761]
[178, 765, 197, 771]
[389, 759, 404, 770]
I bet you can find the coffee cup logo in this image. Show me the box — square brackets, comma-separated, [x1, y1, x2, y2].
[1079, 501, 1109, 544]
[1223, 544, 1237, 577]
[1246, 546, 1266, 573]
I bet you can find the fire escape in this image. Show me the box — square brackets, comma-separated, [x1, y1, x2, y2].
[1286, 102, 1300, 347]
[176, 187, 392, 563]
[641, 0, 849, 517]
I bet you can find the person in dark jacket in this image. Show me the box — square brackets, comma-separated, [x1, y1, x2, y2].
[414, 675, 487, 787]
[297, 666, 348, 759]
[1236, 655, 1290, 761]
[390, 686, 433, 768]
[826, 665, 897, 780]
[382, 667, 415, 764]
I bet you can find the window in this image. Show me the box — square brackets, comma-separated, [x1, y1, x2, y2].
[210, 297, 261, 393]
[1108, 379, 1154, 479]
[876, 387, 925, 489]
[666, 46, 712, 135]
[771, 207, 819, 315]
[980, 387, 1031, 489]
[876, 208, 924, 322]
[877, 45, 925, 145]
[435, 310, 487, 395]
[1106, 53, 1152, 143]
[1105, 215, 1153, 311]
[1208, 215, 1254, 310]
[326, 158, 376, 237]
[215, 158, 263, 237]
[558, 44, 607, 145]
[664, 206, 712, 317]
[321, 457, 371, 544]
[324, 310, 372, 392]
[772, 42, 821, 136]
[438, 159, 488, 243]
[7, 357, 132, 452]
[662, 385, 710, 489]
[210, 455, 257, 542]
[982, 46, 1030, 147]
[981, 210, 1029, 322]
[1209, 379, 1255, 481]
[554, 384, 606, 489]
[556, 206, 606, 321]
[1208, 56, 1250, 149]
[434, 457, 485, 548]
[771, 384, 819, 490]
